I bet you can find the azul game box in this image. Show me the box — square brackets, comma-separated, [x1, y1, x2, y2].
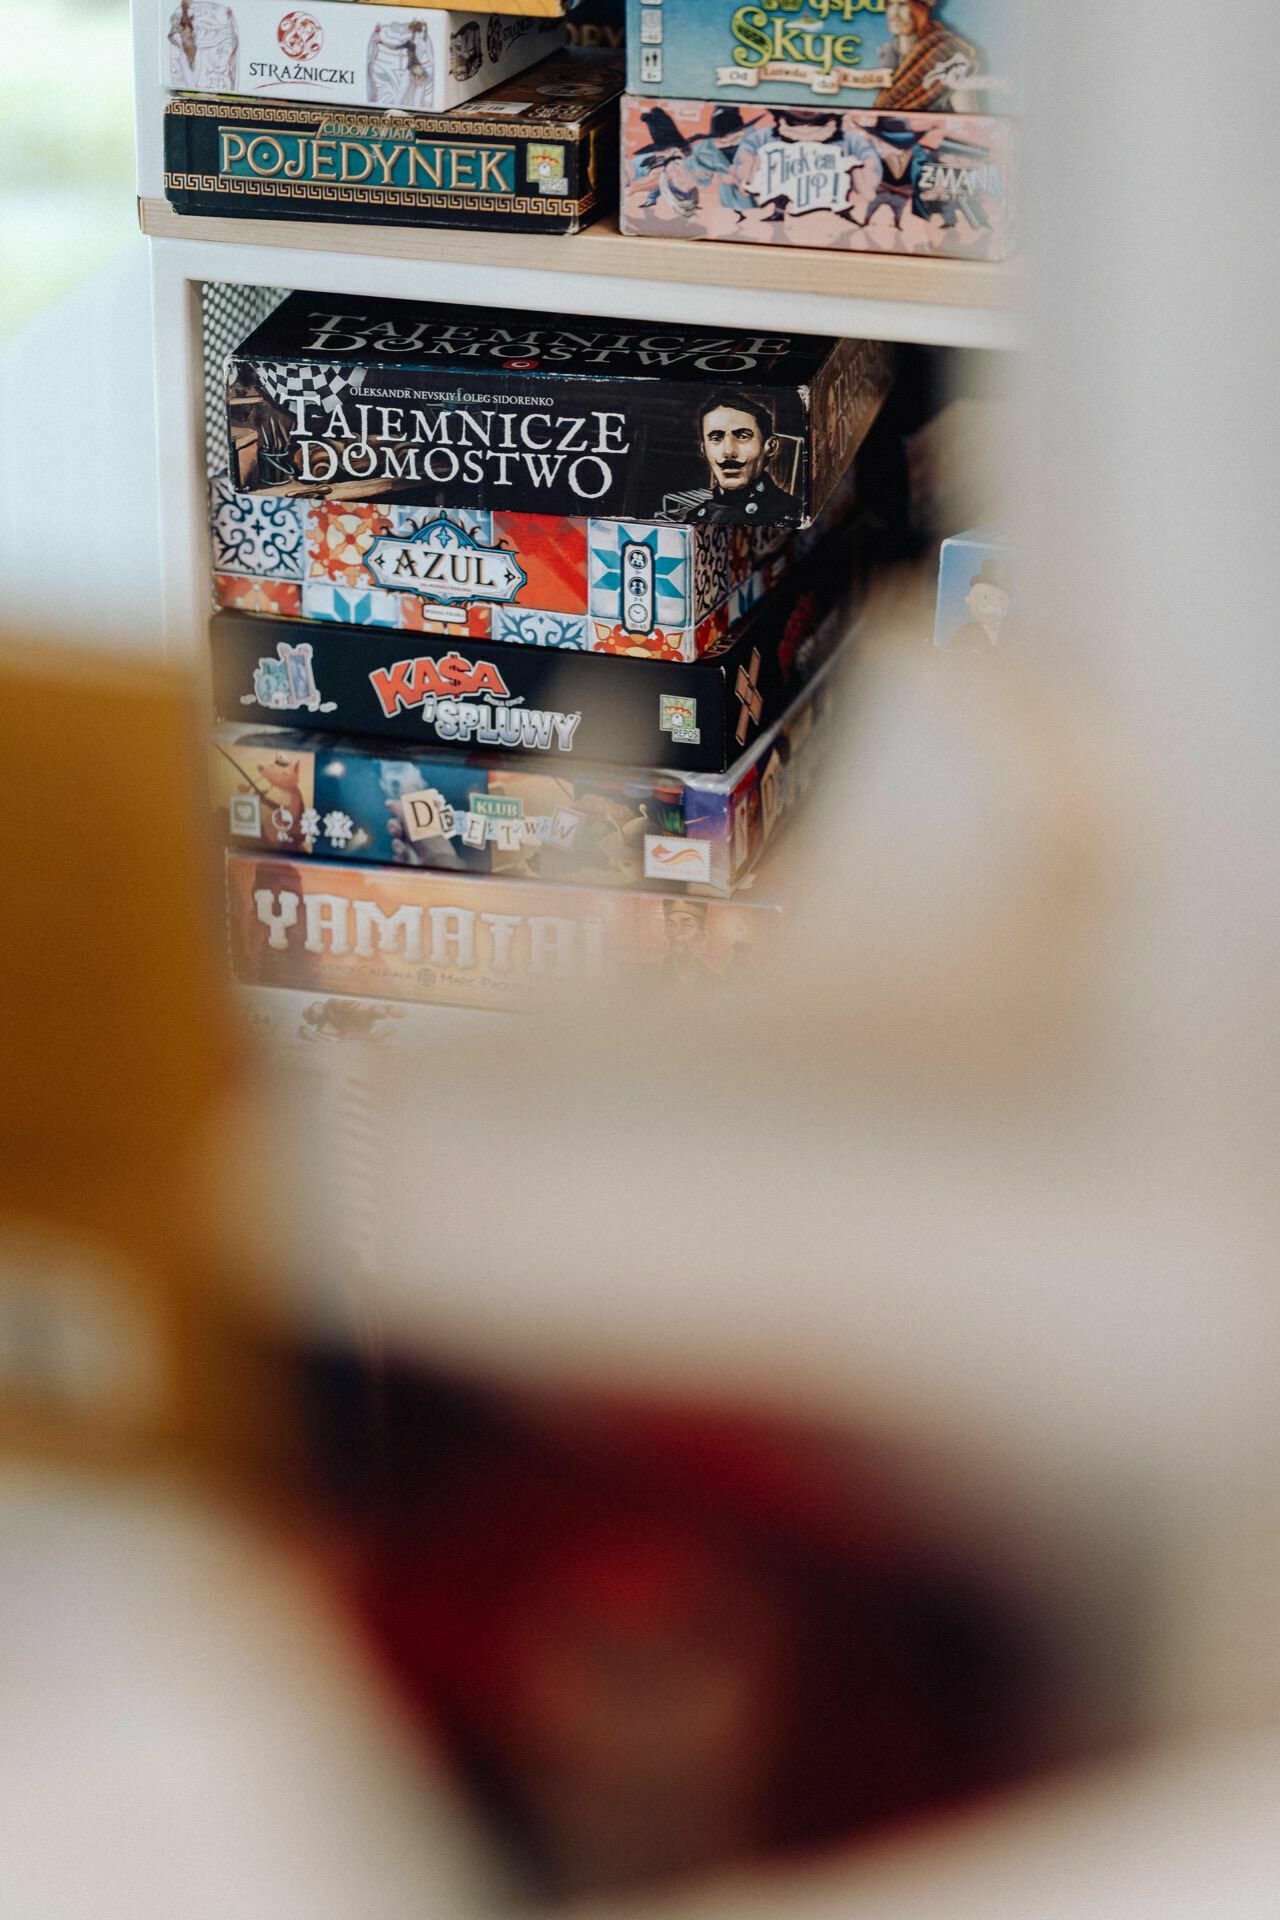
[211, 655, 837, 895]
[209, 468, 855, 660]
[622, 97, 1014, 262]
[164, 47, 621, 235]
[164, 2, 563, 111]
[228, 853, 782, 1011]
[224, 290, 893, 528]
[933, 528, 1017, 657]
[210, 519, 864, 772]
[626, 0, 1019, 115]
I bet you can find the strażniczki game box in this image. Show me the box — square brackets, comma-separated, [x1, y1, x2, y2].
[164, 47, 621, 235]
[210, 519, 863, 773]
[164, 2, 564, 113]
[224, 290, 894, 527]
[211, 655, 837, 895]
[228, 853, 783, 1011]
[622, 98, 1014, 262]
[626, 0, 1020, 115]
[209, 468, 856, 660]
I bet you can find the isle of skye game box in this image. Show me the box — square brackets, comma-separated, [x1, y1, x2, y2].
[626, 0, 1021, 115]
[164, 48, 622, 235]
[225, 291, 894, 528]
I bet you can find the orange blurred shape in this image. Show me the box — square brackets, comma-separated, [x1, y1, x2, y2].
[0, 642, 283, 1478]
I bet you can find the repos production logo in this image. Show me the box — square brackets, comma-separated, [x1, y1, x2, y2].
[277, 11, 323, 60]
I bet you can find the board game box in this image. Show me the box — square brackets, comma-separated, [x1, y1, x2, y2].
[347, 0, 577, 12]
[224, 290, 894, 527]
[228, 854, 783, 1010]
[626, 0, 1020, 115]
[211, 652, 838, 894]
[211, 518, 863, 772]
[566, 0, 623, 50]
[209, 468, 855, 660]
[622, 97, 1014, 262]
[164, 2, 563, 111]
[165, 47, 621, 235]
[933, 527, 1017, 658]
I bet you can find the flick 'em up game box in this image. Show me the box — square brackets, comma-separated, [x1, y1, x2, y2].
[210, 657, 837, 896]
[164, 3, 564, 113]
[622, 98, 1014, 262]
[163, 47, 622, 236]
[626, 0, 1021, 115]
[211, 520, 864, 773]
[228, 853, 783, 1011]
[225, 291, 893, 528]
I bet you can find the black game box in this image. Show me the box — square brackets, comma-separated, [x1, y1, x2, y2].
[163, 48, 622, 238]
[226, 290, 894, 528]
[210, 522, 867, 773]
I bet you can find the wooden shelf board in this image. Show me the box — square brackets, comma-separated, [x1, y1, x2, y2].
[140, 201, 1019, 349]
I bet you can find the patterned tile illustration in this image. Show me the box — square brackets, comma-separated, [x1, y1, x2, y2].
[588, 523, 692, 629]
[490, 607, 589, 650]
[210, 475, 303, 580]
[304, 502, 395, 586]
[213, 574, 301, 617]
[300, 581, 405, 627]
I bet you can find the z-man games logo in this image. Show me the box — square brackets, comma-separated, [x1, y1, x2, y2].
[369, 651, 582, 751]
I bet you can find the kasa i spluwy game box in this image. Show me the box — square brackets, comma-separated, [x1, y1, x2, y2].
[224, 291, 893, 527]
[164, 47, 621, 235]
[626, 0, 1021, 115]
[210, 653, 838, 896]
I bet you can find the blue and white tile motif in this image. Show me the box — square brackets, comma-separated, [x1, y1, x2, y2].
[301, 581, 404, 628]
[210, 474, 303, 580]
[588, 522, 692, 629]
[491, 607, 589, 650]
[388, 505, 495, 544]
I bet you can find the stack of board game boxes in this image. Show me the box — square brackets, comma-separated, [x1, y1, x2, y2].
[211, 291, 893, 1013]
[620, 0, 1020, 262]
[162, 0, 624, 235]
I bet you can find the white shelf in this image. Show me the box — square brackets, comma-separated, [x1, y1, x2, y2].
[139, 203, 1018, 352]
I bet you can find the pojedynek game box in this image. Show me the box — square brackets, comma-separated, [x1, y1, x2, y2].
[622, 97, 1015, 262]
[211, 655, 838, 895]
[210, 519, 864, 772]
[164, 2, 563, 112]
[228, 852, 783, 1011]
[164, 48, 621, 236]
[209, 468, 856, 660]
[626, 0, 1021, 115]
[225, 290, 894, 527]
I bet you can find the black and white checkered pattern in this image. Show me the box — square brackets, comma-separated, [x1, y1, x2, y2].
[200, 281, 288, 478]
[252, 361, 368, 412]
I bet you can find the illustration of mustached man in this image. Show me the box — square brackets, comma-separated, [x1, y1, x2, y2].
[681, 393, 796, 526]
[167, 0, 239, 93]
[367, 17, 436, 111]
[875, 0, 979, 114]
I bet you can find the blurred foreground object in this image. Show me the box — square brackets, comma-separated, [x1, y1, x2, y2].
[0, 644, 278, 1476]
